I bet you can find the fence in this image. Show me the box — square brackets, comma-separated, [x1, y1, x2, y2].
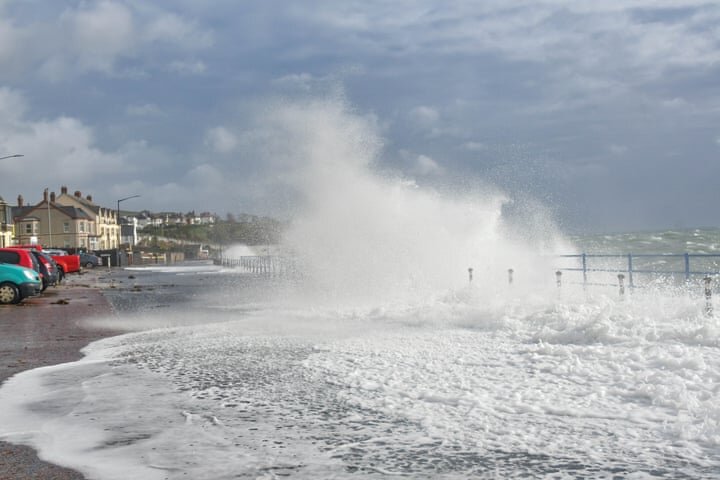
[555, 253, 720, 289]
[216, 255, 292, 276]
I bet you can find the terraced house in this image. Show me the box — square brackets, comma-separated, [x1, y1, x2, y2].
[11, 187, 119, 250]
[0, 196, 12, 247]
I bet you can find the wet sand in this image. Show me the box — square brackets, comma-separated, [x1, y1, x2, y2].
[0, 270, 120, 480]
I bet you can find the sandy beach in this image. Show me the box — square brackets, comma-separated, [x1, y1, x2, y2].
[0, 269, 120, 480]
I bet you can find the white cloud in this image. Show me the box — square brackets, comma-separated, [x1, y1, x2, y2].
[0, 1, 214, 80]
[609, 144, 628, 155]
[204, 126, 238, 153]
[0, 88, 131, 204]
[462, 141, 487, 152]
[144, 13, 214, 49]
[168, 60, 206, 75]
[0, 87, 28, 123]
[272, 73, 315, 91]
[409, 106, 439, 127]
[61, 1, 135, 73]
[414, 154, 444, 175]
[126, 103, 164, 117]
[399, 149, 444, 176]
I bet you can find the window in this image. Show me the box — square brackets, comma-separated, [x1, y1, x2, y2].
[63, 222, 70, 233]
[0, 251, 20, 263]
[79, 222, 85, 233]
[25, 223, 32, 234]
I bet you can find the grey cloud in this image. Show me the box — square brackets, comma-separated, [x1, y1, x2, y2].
[1, 1, 719, 230]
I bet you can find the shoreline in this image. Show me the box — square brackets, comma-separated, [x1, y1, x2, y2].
[0, 269, 121, 480]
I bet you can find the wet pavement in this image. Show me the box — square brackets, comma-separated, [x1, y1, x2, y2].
[0, 268, 118, 480]
[0, 262, 274, 479]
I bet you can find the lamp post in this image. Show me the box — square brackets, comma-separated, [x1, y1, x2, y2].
[0, 154, 23, 160]
[116, 195, 140, 267]
[45, 188, 53, 247]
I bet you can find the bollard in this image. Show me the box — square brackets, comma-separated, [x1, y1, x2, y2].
[555, 271, 562, 288]
[618, 274, 625, 297]
[705, 276, 713, 317]
[468, 267, 473, 284]
[508, 268, 514, 285]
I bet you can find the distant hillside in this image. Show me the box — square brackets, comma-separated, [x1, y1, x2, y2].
[140, 217, 283, 246]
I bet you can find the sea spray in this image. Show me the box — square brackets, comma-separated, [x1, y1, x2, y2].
[248, 97, 574, 308]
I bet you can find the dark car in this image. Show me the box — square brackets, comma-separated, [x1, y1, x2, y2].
[79, 252, 102, 268]
[31, 250, 59, 290]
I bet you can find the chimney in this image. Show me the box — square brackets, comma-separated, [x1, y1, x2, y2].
[61, 186, 68, 195]
[86, 195, 93, 202]
[43, 189, 48, 202]
[17, 195, 23, 207]
[50, 192, 56, 203]
[74, 191, 81, 198]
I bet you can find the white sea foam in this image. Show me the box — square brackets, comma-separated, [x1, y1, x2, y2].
[0, 289, 718, 478]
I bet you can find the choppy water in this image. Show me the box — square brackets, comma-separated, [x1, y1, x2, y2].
[571, 228, 720, 255]
[0, 229, 719, 479]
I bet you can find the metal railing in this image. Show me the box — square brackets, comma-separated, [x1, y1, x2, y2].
[216, 255, 292, 276]
[556, 253, 720, 289]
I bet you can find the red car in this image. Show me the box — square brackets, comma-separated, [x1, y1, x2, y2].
[13, 245, 81, 281]
[0, 248, 43, 293]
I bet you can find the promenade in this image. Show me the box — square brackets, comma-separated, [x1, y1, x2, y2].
[0, 270, 119, 480]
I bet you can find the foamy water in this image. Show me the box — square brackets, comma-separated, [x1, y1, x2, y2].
[0, 99, 718, 478]
[0, 273, 718, 479]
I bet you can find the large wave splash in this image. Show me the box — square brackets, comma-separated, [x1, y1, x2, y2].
[253, 97, 571, 307]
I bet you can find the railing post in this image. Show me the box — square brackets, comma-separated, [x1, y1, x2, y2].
[555, 271, 562, 289]
[627, 254, 634, 290]
[508, 268, 514, 285]
[705, 276, 713, 317]
[582, 253, 587, 287]
[617, 274, 625, 297]
[685, 253, 691, 283]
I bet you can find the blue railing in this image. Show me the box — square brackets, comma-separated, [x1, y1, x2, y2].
[557, 253, 720, 288]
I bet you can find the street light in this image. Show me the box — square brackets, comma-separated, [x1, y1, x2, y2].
[116, 195, 140, 267]
[0, 154, 23, 160]
[45, 188, 53, 247]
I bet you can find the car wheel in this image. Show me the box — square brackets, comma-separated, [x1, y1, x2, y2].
[57, 268, 64, 282]
[0, 282, 20, 304]
[85, 262, 95, 268]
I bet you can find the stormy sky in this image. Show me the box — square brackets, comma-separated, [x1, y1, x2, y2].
[0, 1, 718, 232]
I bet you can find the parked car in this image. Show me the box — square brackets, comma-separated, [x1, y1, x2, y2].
[30, 250, 59, 291]
[0, 248, 41, 277]
[79, 252, 102, 268]
[0, 263, 42, 304]
[15, 246, 81, 280]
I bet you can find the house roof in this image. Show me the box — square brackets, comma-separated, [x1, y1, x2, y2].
[12, 203, 93, 221]
[59, 193, 101, 214]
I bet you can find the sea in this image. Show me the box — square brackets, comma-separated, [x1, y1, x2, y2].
[0, 228, 718, 480]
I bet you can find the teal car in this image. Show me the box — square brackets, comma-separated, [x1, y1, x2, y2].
[0, 263, 42, 304]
